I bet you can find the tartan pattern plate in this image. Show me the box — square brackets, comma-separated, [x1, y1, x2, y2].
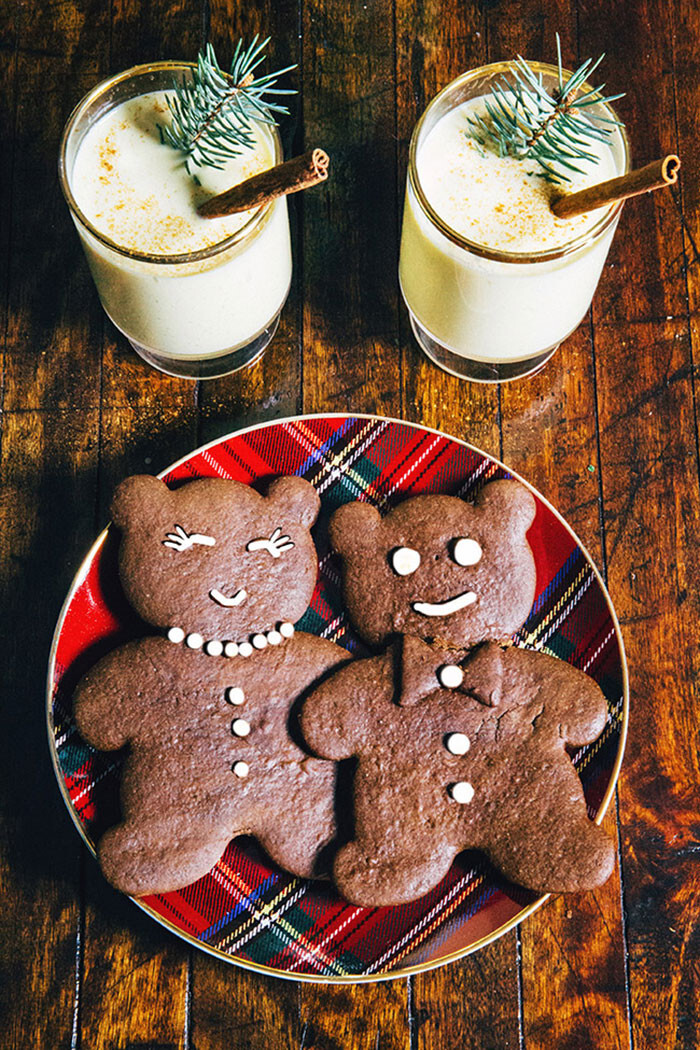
[48, 414, 627, 982]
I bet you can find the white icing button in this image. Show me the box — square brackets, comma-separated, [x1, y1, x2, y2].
[186, 632, 204, 650]
[450, 781, 475, 804]
[391, 546, 421, 576]
[438, 664, 464, 689]
[225, 687, 245, 706]
[267, 630, 282, 646]
[205, 640, 224, 656]
[453, 537, 483, 567]
[238, 641, 254, 657]
[252, 633, 268, 650]
[167, 626, 185, 644]
[224, 642, 239, 658]
[445, 732, 470, 756]
[279, 622, 295, 638]
[232, 761, 249, 778]
[232, 718, 251, 737]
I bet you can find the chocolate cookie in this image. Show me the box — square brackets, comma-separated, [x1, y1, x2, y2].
[300, 638, 615, 906]
[74, 473, 349, 896]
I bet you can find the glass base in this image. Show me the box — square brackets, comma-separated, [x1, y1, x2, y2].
[128, 313, 281, 380]
[409, 314, 559, 383]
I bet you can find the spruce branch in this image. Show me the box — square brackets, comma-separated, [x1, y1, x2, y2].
[467, 34, 624, 183]
[159, 37, 296, 176]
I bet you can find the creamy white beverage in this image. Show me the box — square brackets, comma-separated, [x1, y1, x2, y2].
[61, 65, 292, 376]
[399, 66, 628, 381]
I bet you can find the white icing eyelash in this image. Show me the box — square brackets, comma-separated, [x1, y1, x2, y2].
[163, 524, 216, 552]
[246, 527, 295, 559]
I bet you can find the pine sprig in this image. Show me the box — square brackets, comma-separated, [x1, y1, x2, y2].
[467, 34, 624, 182]
[159, 37, 296, 175]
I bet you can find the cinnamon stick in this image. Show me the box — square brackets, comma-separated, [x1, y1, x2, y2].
[550, 155, 680, 219]
[197, 148, 330, 218]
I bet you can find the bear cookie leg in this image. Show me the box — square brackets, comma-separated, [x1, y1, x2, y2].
[486, 810, 615, 894]
[334, 838, 456, 908]
[98, 818, 232, 897]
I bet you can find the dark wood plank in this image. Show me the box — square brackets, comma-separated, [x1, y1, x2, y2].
[579, 0, 700, 1047]
[396, 0, 501, 456]
[485, 8, 633, 1049]
[81, 878, 189, 1050]
[0, 409, 97, 1050]
[198, 0, 303, 444]
[4, 0, 108, 413]
[299, 982, 410, 1050]
[298, 0, 410, 1039]
[393, 3, 523, 1047]
[190, 955, 301, 1050]
[301, 0, 400, 417]
[76, 4, 204, 1048]
[0, 3, 109, 1047]
[186, 6, 304, 1049]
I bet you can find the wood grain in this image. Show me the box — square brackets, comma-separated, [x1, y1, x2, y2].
[185, 6, 307, 1049]
[485, 7, 633, 1048]
[301, 0, 400, 417]
[198, 0, 303, 445]
[581, 1, 700, 1047]
[396, 0, 500, 456]
[4, 0, 107, 413]
[393, 3, 524, 1048]
[0, 2, 107, 1047]
[298, 0, 410, 1041]
[76, 3, 203, 1049]
[0, 410, 97, 1049]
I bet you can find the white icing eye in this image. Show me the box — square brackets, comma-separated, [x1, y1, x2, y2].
[391, 546, 421, 576]
[452, 537, 483, 567]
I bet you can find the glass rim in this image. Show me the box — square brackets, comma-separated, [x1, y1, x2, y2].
[58, 61, 281, 266]
[407, 60, 631, 265]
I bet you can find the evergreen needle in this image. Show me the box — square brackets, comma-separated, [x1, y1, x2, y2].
[159, 37, 296, 176]
[466, 34, 624, 183]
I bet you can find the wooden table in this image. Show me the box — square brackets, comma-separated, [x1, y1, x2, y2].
[2, 0, 698, 1046]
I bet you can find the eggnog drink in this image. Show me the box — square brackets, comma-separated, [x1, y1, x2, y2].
[60, 64, 292, 378]
[399, 63, 629, 381]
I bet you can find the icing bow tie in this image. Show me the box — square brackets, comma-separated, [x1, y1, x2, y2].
[398, 636, 504, 708]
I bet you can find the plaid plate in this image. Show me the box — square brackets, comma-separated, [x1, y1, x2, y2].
[49, 415, 626, 980]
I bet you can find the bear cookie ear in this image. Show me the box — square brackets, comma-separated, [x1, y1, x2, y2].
[110, 475, 171, 530]
[328, 501, 382, 557]
[266, 476, 321, 528]
[477, 479, 537, 536]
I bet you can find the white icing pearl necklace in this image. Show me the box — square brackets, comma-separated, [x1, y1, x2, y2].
[161, 623, 297, 786]
[166, 621, 295, 656]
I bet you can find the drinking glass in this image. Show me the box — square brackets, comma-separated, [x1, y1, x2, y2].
[59, 63, 292, 379]
[399, 62, 630, 382]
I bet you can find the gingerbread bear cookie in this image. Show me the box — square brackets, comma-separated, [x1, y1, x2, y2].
[74, 474, 349, 897]
[300, 480, 615, 905]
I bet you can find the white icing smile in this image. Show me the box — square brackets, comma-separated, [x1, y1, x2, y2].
[209, 587, 248, 608]
[412, 591, 477, 617]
